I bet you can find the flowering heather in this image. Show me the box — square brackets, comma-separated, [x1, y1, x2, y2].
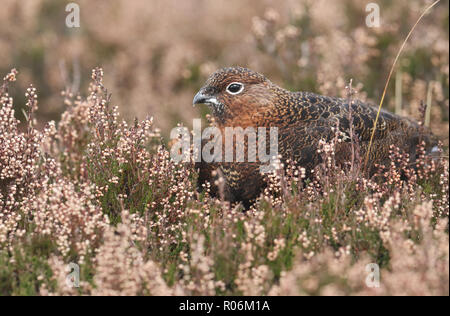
[0, 66, 448, 296]
[0, 0, 448, 297]
[0, 1, 448, 140]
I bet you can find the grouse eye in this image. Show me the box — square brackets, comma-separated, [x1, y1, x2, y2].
[226, 82, 244, 95]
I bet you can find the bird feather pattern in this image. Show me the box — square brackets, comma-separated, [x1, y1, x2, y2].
[193, 67, 437, 206]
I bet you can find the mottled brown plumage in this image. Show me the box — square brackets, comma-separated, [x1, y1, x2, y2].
[193, 67, 437, 206]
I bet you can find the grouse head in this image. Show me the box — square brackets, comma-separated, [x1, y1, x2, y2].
[193, 67, 282, 126]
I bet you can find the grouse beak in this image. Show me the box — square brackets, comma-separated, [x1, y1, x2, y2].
[193, 90, 215, 107]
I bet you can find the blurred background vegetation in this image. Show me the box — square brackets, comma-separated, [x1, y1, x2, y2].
[0, 0, 448, 144]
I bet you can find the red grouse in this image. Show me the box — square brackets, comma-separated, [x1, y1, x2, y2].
[193, 67, 437, 206]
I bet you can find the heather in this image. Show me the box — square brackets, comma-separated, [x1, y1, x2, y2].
[0, 67, 448, 296]
[0, 0, 448, 296]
